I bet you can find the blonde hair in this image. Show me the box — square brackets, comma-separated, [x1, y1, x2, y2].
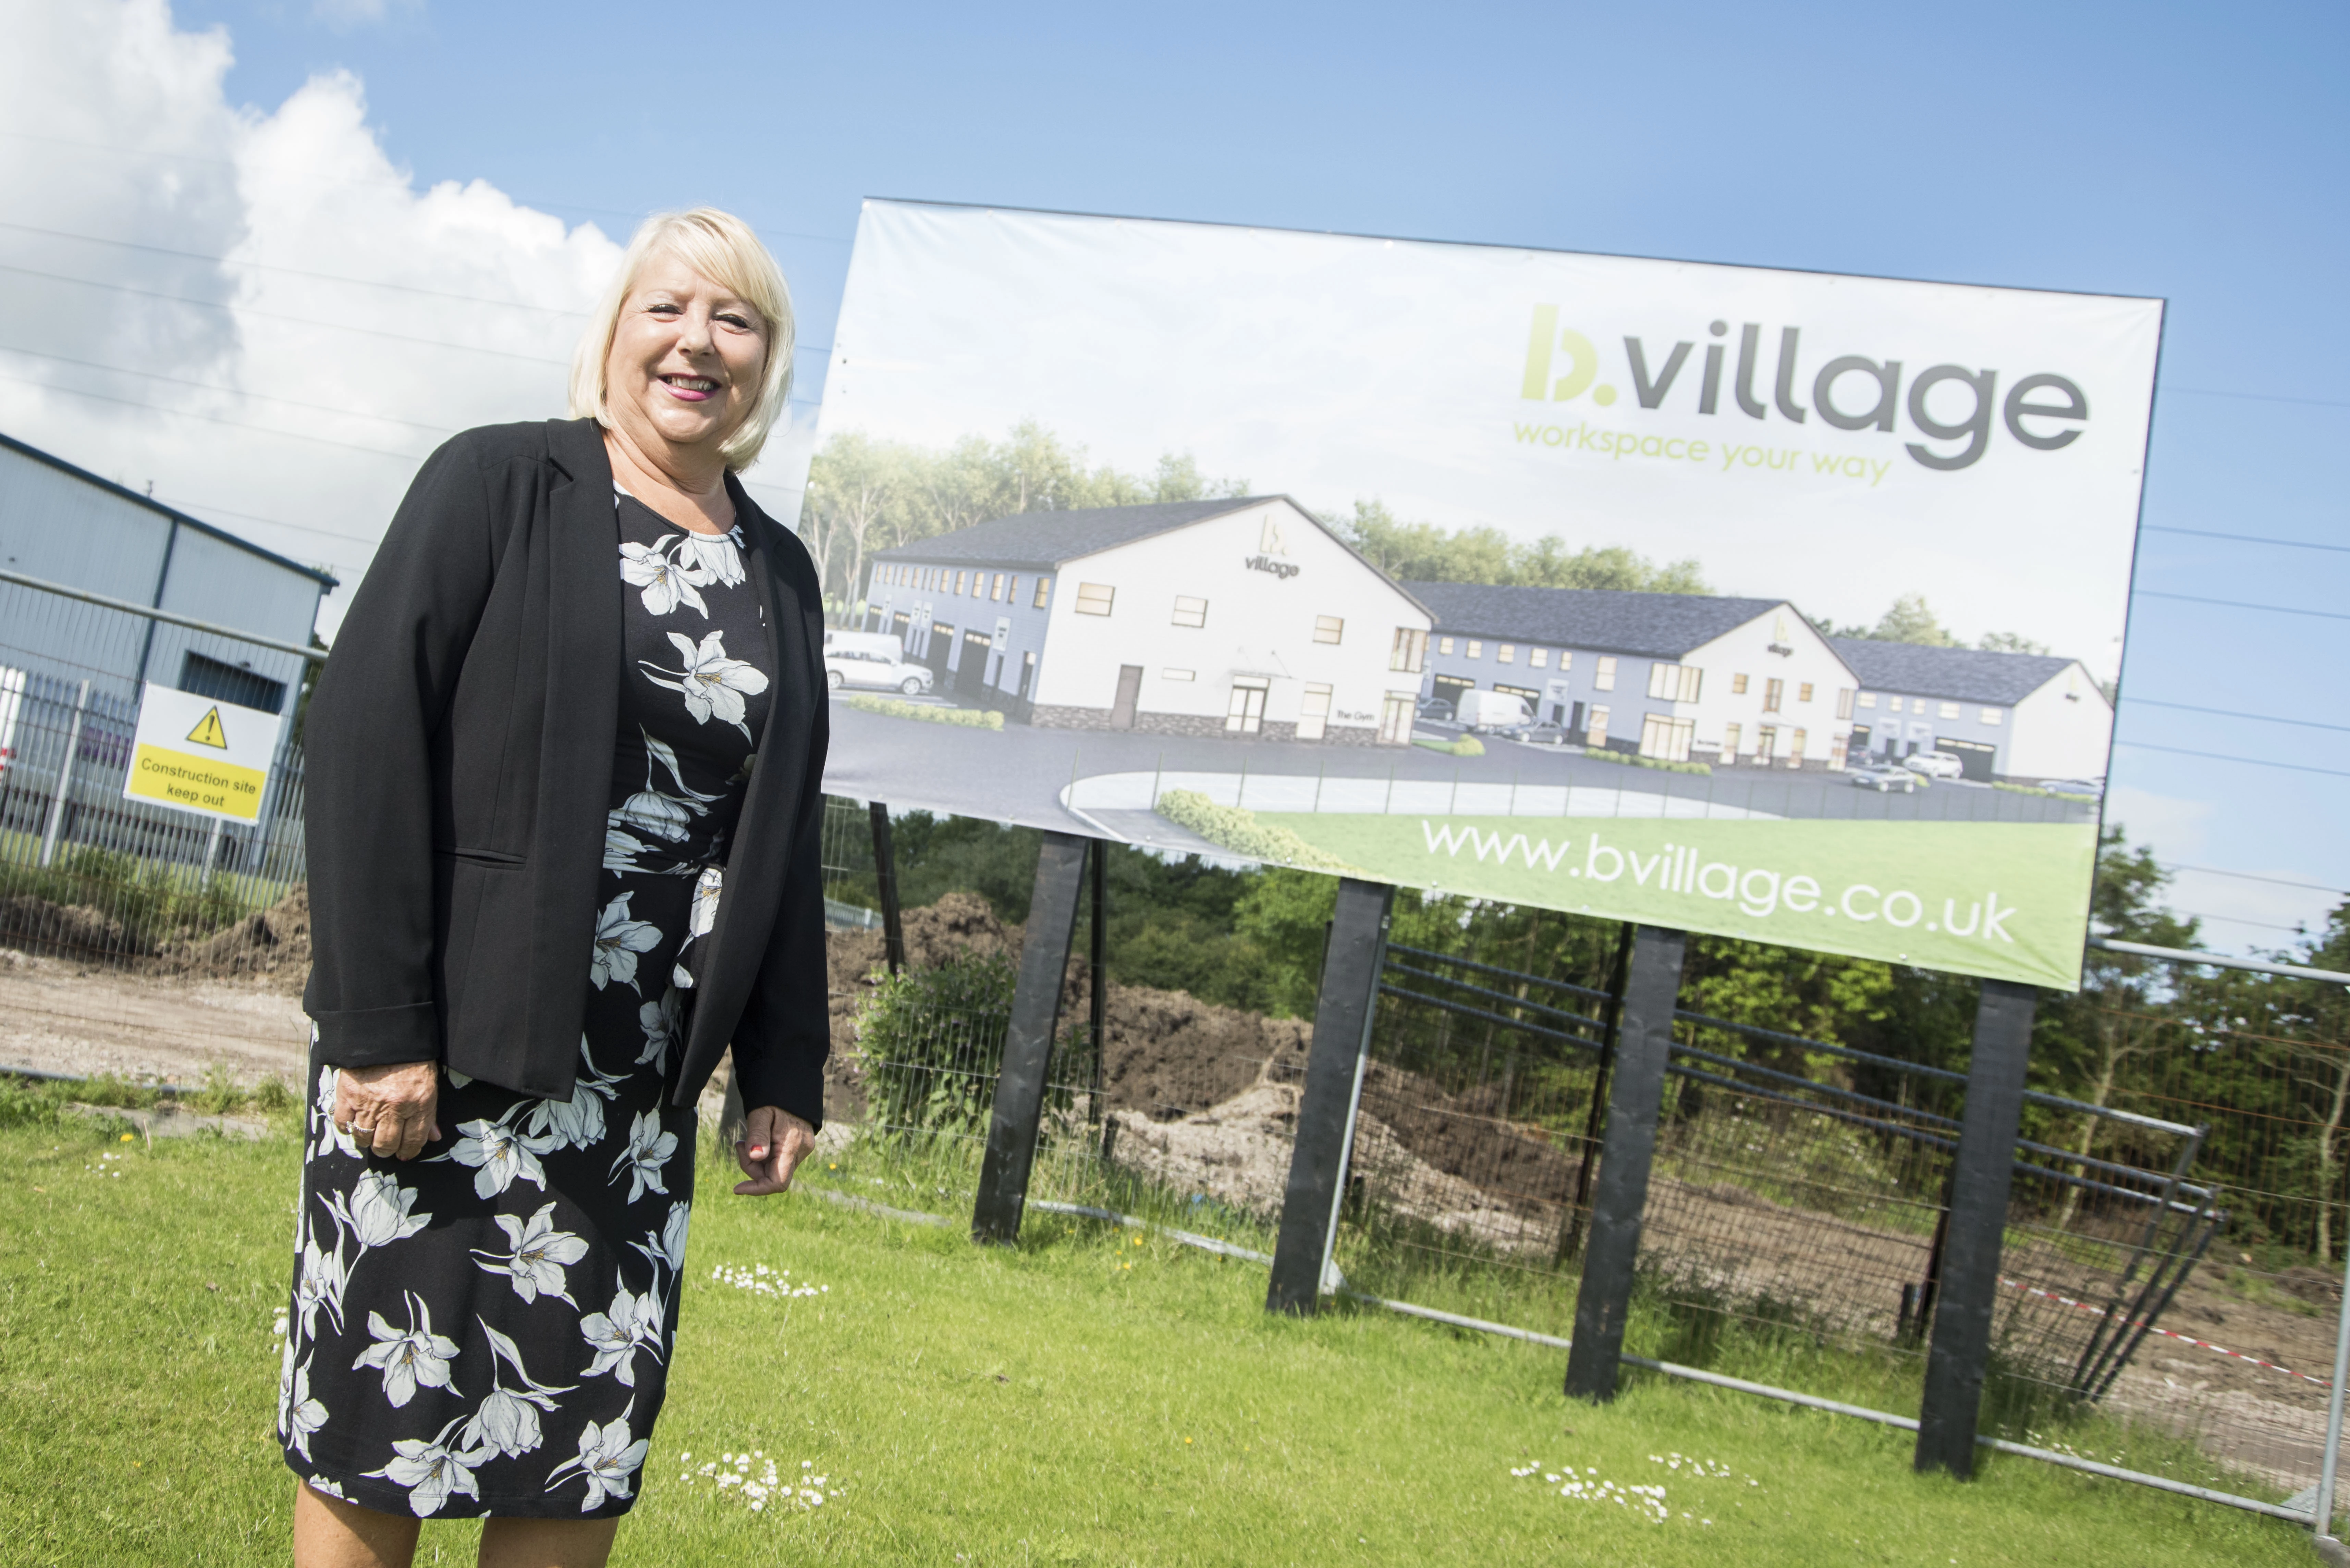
[568, 208, 796, 471]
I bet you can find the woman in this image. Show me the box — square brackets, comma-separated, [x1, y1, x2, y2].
[282, 208, 830, 1568]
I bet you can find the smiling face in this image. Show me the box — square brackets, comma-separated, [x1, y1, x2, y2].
[601, 251, 770, 467]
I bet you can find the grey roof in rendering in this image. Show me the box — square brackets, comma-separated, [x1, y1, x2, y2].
[1829, 639, 2078, 706]
[874, 496, 1283, 571]
[1404, 582, 1787, 659]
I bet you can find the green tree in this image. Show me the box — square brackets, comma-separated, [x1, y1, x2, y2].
[1329, 498, 1708, 594]
[1977, 631, 2051, 655]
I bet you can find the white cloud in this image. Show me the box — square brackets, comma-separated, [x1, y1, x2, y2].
[311, 0, 417, 27]
[0, 0, 645, 638]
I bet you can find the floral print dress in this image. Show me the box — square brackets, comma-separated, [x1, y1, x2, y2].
[280, 491, 773, 1519]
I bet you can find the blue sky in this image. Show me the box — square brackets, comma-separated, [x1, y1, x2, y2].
[22, 0, 2350, 953]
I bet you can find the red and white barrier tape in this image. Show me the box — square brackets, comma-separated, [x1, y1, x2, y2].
[2002, 1276, 2330, 1389]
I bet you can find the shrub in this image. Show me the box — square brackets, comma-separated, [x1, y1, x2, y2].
[856, 952, 1019, 1138]
[1582, 748, 1711, 776]
[1154, 790, 1359, 873]
[1412, 736, 1485, 758]
[845, 694, 1004, 730]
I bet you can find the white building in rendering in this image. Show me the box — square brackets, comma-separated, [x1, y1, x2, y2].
[1830, 640, 2113, 782]
[1408, 583, 1863, 769]
[866, 496, 1433, 744]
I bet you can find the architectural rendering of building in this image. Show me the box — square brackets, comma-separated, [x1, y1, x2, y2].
[1829, 639, 2114, 782]
[865, 496, 1433, 744]
[1406, 582, 1863, 769]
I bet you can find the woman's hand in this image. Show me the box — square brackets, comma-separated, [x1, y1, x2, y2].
[331, 1062, 443, 1161]
[733, 1106, 816, 1196]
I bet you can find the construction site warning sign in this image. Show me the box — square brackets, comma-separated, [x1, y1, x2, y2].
[123, 682, 282, 823]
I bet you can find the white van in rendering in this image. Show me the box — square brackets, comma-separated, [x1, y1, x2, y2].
[823, 630, 933, 695]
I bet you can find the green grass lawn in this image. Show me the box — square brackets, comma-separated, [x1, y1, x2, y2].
[0, 1105, 2307, 1567]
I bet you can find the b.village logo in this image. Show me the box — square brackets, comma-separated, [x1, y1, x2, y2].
[1518, 305, 2091, 472]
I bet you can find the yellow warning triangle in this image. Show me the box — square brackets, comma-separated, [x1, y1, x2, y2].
[184, 706, 230, 749]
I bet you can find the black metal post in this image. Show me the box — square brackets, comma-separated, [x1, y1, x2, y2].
[1915, 978, 2039, 1477]
[1267, 878, 1395, 1315]
[1090, 840, 1111, 1153]
[1564, 925, 1688, 1402]
[1558, 921, 1635, 1264]
[869, 800, 906, 975]
[970, 831, 1090, 1244]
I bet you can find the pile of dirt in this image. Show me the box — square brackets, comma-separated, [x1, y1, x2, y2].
[0, 895, 131, 961]
[1357, 1061, 1577, 1214]
[158, 885, 312, 992]
[820, 892, 1313, 1128]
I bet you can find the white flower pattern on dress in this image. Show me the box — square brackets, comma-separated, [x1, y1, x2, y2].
[469, 1201, 591, 1306]
[285, 1355, 330, 1461]
[459, 1322, 575, 1460]
[618, 540, 709, 617]
[329, 1170, 432, 1250]
[628, 1200, 691, 1281]
[578, 1286, 667, 1387]
[590, 892, 663, 991]
[527, 1036, 628, 1152]
[639, 629, 770, 741]
[354, 1291, 459, 1409]
[437, 1102, 561, 1200]
[295, 1232, 351, 1339]
[610, 1110, 678, 1203]
[546, 1403, 650, 1512]
[363, 1413, 492, 1517]
[636, 987, 681, 1072]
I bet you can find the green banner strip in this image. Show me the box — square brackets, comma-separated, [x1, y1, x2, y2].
[1254, 813, 2097, 990]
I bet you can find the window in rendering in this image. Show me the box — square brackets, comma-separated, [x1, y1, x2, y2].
[1075, 582, 1115, 616]
[992, 573, 1007, 601]
[1389, 627, 1427, 674]
[1639, 714, 1696, 763]
[1731, 673, 1749, 695]
[1226, 677, 1269, 734]
[1162, 668, 1196, 681]
[1788, 728, 1808, 764]
[1763, 678, 1784, 713]
[1315, 615, 1345, 645]
[1439, 636, 1455, 656]
[1837, 688, 1855, 720]
[1594, 656, 1617, 692]
[955, 570, 968, 595]
[1017, 650, 1036, 699]
[1857, 691, 1877, 708]
[1498, 643, 1515, 664]
[1379, 693, 1413, 745]
[1646, 662, 1701, 702]
[1982, 708, 2003, 725]
[1033, 577, 1052, 608]
[1798, 682, 1814, 704]
[1722, 722, 1742, 757]
[1172, 595, 1209, 628]
[1939, 701, 1960, 719]
[1466, 640, 1482, 659]
[1530, 648, 1548, 668]
[1586, 705, 1611, 747]
[1298, 683, 1334, 742]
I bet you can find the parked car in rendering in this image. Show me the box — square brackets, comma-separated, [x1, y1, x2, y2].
[822, 630, 932, 695]
[1848, 762, 1919, 793]
[1901, 750, 1966, 780]
[1417, 696, 1455, 722]
[1454, 690, 1533, 732]
[2039, 777, 2106, 798]
[1503, 721, 1572, 747]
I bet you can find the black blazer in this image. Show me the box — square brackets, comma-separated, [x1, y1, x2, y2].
[302, 418, 832, 1127]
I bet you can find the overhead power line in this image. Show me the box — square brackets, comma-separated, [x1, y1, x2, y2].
[2113, 740, 2350, 779]
[0, 127, 855, 247]
[0, 219, 588, 315]
[2142, 524, 2350, 555]
[2163, 385, 2350, 412]
[2125, 699, 2350, 734]
[2131, 589, 2350, 624]
[0, 370, 427, 461]
[0, 344, 460, 435]
[2161, 863, 2347, 897]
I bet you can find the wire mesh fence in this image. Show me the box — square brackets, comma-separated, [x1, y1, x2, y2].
[0, 573, 311, 969]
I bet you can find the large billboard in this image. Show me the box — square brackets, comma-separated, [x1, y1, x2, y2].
[809, 199, 2162, 989]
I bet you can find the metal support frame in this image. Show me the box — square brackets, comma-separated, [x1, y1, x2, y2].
[1089, 840, 1110, 1152]
[38, 678, 91, 869]
[1266, 877, 1394, 1315]
[970, 831, 1090, 1245]
[868, 801, 906, 975]
[1557, 921, 1635, 1264]
[1564, 925, 1688, 1402]
[1915, 977, 2039, 1477]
